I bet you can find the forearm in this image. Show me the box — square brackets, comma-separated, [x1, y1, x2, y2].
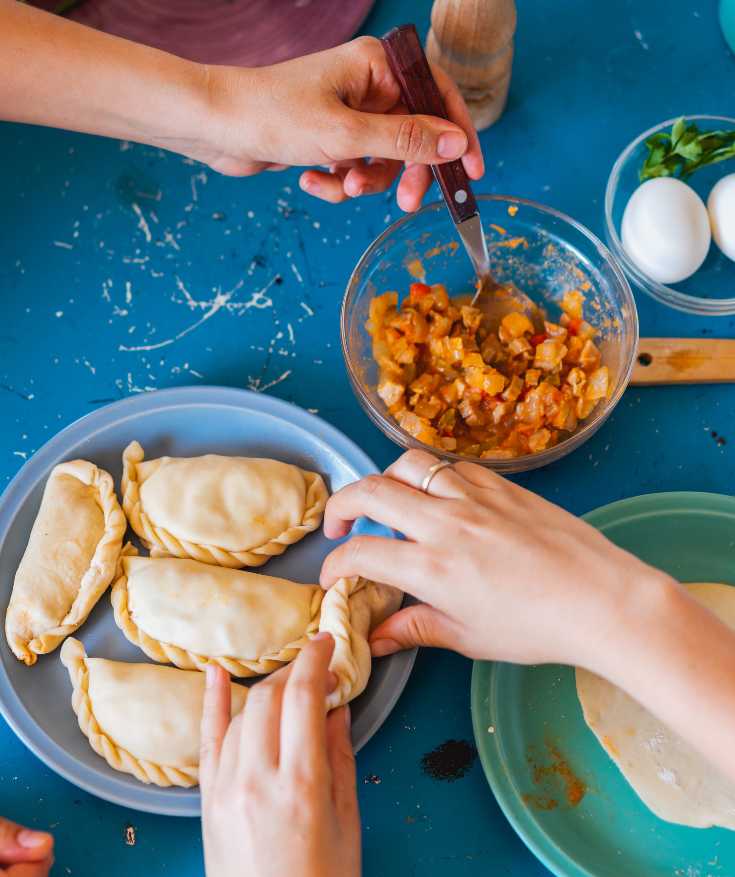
[597, 578, 735, 781]
[0, 1, 212, 150]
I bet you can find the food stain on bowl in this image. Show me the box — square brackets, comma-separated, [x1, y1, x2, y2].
[523, 739, 588, 811]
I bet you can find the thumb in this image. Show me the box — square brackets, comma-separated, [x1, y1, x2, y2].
[370, 604, 462, 656]
[346, 110, 468, 165]
[0, 818, 53, 866]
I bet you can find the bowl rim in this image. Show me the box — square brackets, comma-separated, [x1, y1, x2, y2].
[341, 193, 639, 474]
[604, 113, 735, 316]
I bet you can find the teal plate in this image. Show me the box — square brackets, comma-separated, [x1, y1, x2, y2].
[471, 491, 735, 877]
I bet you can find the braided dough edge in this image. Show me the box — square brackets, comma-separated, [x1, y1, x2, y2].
[8, 461, 126, 666]
[60, 638, 198, 787]
[110, 565, 324, 676]
[121, 440, 328, 568]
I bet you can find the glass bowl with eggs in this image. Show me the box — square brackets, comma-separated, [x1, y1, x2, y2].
[605, 115, 735, 316]
[341, 196, 638, 474]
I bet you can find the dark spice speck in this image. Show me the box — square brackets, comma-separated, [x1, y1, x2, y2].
[421, 739, 477, 782]
[711, 431, 727, 447]
[363, 773, 382, 785]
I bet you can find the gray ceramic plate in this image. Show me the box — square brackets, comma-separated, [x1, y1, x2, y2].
[0, 386, 415, 817]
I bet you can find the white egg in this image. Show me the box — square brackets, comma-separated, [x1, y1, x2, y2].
[621, 177, 711, 284]
[707, 173, 735, 262]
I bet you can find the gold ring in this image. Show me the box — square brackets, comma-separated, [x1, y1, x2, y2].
[420, 460, 453, 494]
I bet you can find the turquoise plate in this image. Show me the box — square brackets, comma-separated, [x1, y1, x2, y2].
[471, 492, 735, 877]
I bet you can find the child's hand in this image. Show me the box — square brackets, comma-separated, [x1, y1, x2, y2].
[0, 816, 54, 877]
[200, 634, 360, 877]
[197, 37, 484, 211]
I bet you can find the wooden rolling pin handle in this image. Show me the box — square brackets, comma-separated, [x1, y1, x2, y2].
[631, 338, 735, 385]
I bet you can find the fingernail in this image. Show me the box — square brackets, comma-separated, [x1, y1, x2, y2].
[327, 671, 339, 691]
[17, 829, 49, 848]
[343, 704, 351, 730]
[437, 131, 467, 159]
[345, 179, 365, 197]
[370, 638, 400, 657]
[313, 631, 332, 642]
[205, 664, 216, 687]
[300, 176, 316, 193]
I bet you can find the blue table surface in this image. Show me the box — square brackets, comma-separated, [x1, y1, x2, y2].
[1, 1, 733, 874]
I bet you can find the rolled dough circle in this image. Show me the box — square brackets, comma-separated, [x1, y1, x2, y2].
[576, 583, 735, 830]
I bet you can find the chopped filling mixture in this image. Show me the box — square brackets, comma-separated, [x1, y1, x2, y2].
[368, 282, 609, 459]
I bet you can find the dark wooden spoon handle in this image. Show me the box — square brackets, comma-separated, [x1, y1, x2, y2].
[381, 23, 478, 224]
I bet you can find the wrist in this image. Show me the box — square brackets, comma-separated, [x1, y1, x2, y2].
[583, 566, 682, 681]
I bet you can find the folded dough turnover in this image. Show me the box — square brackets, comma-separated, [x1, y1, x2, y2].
[111, 554, 402, 705]
[112, 556, 324, 676]
[60, 638, 247, 787]
[5, 461, 126, 665]
[121, 441, 328, 568]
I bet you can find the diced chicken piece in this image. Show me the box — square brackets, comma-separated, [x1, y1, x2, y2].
[501, 311, 535, 339]
[528, 428, 552, 452]
[480, 448, 518, 459]
[544, 321, 568, 341]
[576, 396, 598, 419]
[534, 339, 568, 371]
[462, 351, 485, 369]
[524, 369, 541, 387]
[392, 336, 418, 365]
[429, 284, 449, 311]
[585, 366, 609, 401]
[565, 335, 584, 364]
[429, 313, 453, 338]
[461, 306, 483, 332]
[502, 374, 524, 402]
[458, 395, 486, 426]
[368, 292, 398, 329]
[566, 367, 587, 398]
[509, 336, 533, 356]
[440, 380, 463, 405]
[440, 436, 457, 451]
[414, 396, 444, 420]
[397, 410, 438, 445]
[561, 289, 585, 320]
[378, 380, 405, 408]
[410, 372, 440, 396]
[492, 401, 515, 424]
[465, 365, 506, 396]
[579, 339, 601, 369]
[437, 408, 457, 434]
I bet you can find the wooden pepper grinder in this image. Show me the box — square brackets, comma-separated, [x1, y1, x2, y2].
[426, 0, 517, 131]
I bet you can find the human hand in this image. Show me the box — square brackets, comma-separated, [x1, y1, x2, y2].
[200, 633, 360, 877]
[0, 817, 53, 877]
[197, 36, 484, 210]
[320, 449, 677, 674]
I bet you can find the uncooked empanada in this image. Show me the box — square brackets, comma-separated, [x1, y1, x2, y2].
[121, 441, 328, 568]
[320, 576, 402, 709]
[110, 554, 401, 705]
[112, 555, 324, 676]
[5, 460, 126, 665]
[60, 638, 247, 787]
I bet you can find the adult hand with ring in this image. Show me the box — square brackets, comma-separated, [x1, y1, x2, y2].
[320, 449, 735, 782]
[320, 447, 677, 673]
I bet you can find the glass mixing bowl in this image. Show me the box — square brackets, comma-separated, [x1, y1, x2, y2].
[341, 195, 638, 474]
[605, 115, 735, 316]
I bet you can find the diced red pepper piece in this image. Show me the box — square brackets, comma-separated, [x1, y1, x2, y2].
[567, 318, 582, 336]
[409, 282, 431, 303]
[530, 333, 547, 347]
